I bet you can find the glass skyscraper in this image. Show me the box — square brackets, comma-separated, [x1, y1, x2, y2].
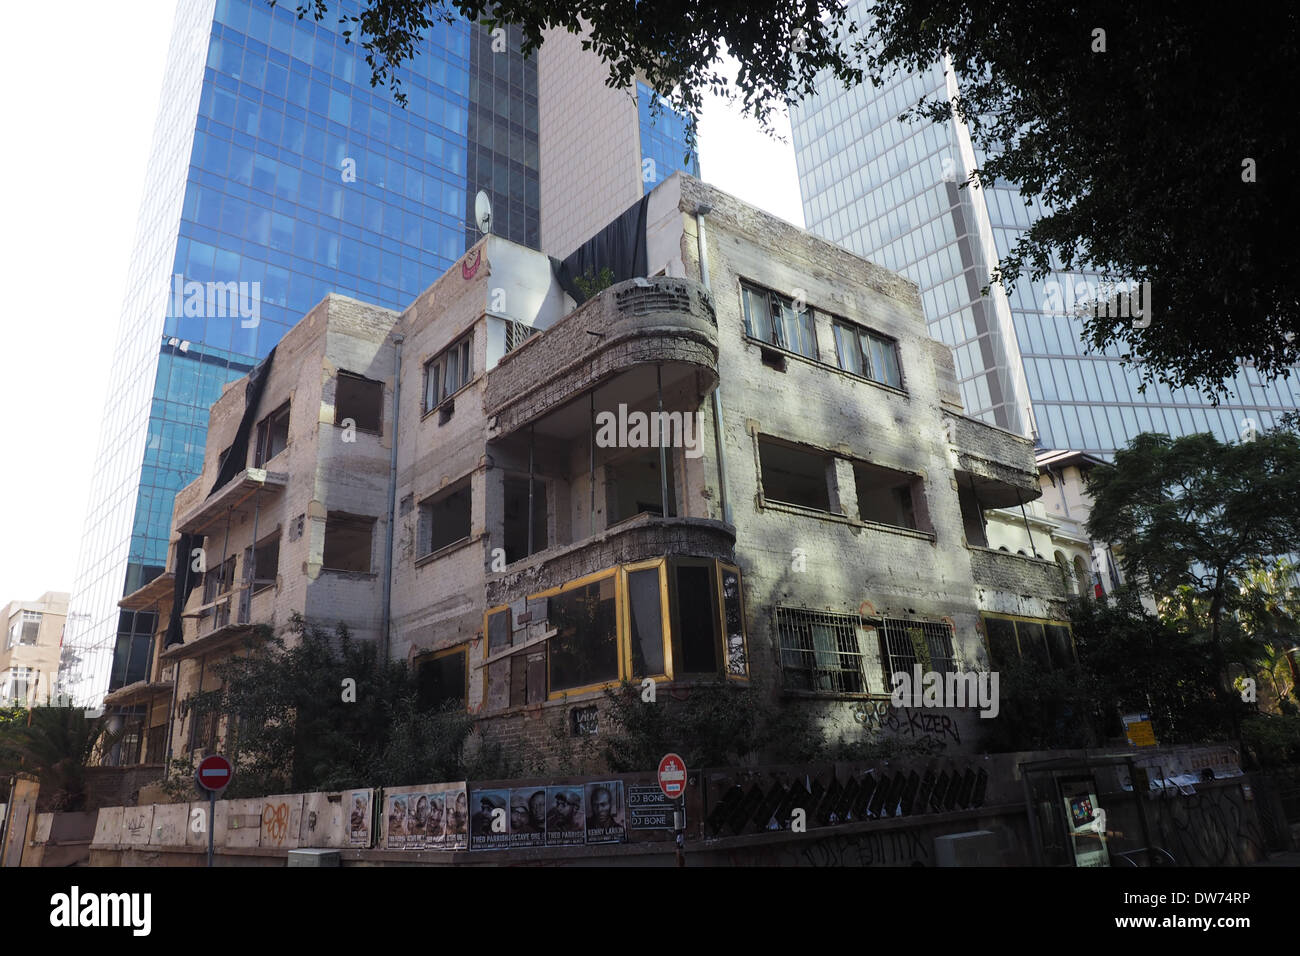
[62, 0, 695, 705]
[789, 0, 1298, 454]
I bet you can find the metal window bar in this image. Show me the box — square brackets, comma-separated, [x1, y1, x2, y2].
[505, 319, 535, 353]
[878, 618, 957, 685]
[775, 607, 866, 694]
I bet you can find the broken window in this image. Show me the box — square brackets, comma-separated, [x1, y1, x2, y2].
[547, 574, 618, 694]
[486, 606, 512, 654]
[322, 513, 374, 572]
[418, 480, 472, 556]
[245, 532, 280, 594]
[854, 461, 922, 530]
[335, 370, 383, 433]
[720, 564, 748, 678]
[984, 616, 1019, 666]
[758, 438, 832, 511]
[503, 476, 548, 562]
[423, 333, 473, 412]
[673, 562, 719, 674]
[417, 648, 467, 711]
[740, 281, 817, 358]
[833, 320, 902, 389]
[19, 611, 41, 645]
[253, 401, 290, 466]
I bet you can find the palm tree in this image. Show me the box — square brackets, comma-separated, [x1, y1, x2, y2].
[0, 707, 122, 811]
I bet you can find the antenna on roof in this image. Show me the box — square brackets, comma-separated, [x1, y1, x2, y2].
[475, 190, 493, 235]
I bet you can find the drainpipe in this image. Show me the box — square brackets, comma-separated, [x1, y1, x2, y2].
[694, 205, 732, 526]
[380, 334, 404, 663]
[656, 364, 669, 517]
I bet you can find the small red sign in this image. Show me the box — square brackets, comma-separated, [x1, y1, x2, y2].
[196, 754, 234, 793]
[657, 753, 687, 800]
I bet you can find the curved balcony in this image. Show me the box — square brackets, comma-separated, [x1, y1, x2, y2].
[486, 514, 736, 606]
[485, 277, 719, 437]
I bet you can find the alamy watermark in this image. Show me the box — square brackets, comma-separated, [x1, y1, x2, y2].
[1041, 278, 1152, 329]
[890, 665, 1000, 718]
[594, 404, 705, 459]
[170, 273, 261, 327]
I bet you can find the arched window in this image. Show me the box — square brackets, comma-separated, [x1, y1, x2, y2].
[1073, 555, 1092, 596]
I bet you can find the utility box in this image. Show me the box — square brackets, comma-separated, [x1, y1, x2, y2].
[288, 848, 341, 868]
[934, 830, 1001, 866]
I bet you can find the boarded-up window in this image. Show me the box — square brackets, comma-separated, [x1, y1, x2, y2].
[323, 513, 374, 572]
[335, 371, 383, 433]
[510, 650, 547, 707]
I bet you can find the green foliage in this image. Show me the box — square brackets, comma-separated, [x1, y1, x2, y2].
[978, 657, 1100, 752]
[571, 266, 617, 301]
[1070, 589, 1237, 744]
[1086, 430, 1300, 702]
[285, 0, 870, 151]
[867, 3, 1298, 393]
[599, 681, 826, 772]
[0, 707, 121, 811]
[204, 613, 486, 798]
[1241, 714, 1300, 770]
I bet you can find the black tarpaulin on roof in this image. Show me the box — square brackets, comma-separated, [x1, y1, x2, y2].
[550, 194, 650, 305]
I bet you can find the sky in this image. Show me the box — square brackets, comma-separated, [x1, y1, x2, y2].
[0, 2, 806, 605]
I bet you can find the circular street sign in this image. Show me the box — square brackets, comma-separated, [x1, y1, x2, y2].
[195, 754, 234, 793]
[657, 753, 687, 800]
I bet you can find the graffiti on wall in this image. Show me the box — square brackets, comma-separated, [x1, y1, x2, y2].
[852, 700, 962, 746]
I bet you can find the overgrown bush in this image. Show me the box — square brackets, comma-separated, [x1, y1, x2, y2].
[599, 681, 826, 772]
[1242, 714, 1300, 770]
[188, 613, 496, 798]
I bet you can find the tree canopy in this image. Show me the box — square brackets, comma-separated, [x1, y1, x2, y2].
[866, 3, 1298, 395]
[283, 0, 869, 139]
[1086, 430, 1300, 695]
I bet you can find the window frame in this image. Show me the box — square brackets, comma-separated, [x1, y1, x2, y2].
[981, 612, 1077, 669]
[717, 562, 750, 682]
[334, 370, 384, 435]
[416, 645, 469, 712]
[321, 512, 376, 574]
[417, 478, 473, 559]
[620, 558, 671, 684]
[832, 317, 904, 391]
[542, 568, 623, 700]
[423, 332, 474, 414]
[253, 400, 291, 467]
[739, 279, 818, 360]
[875, 616, 958, 689]
[756, 435, 836, 514]
[775, 606, 869, 696]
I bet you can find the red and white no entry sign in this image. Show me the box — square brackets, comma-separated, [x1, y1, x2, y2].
[657, 753, 687, 800]
[195, 754, 233, 793]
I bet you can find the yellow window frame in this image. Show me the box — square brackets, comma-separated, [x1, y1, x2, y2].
[980, 612, 1076, 665]
[539, 568, 623, 700]
[621, 559, 672, 684]
[717, 561, 750, 681]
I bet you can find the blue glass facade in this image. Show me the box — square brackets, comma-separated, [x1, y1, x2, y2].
[789, 0, 1298, 455]
[62, 0, 625, 705]
[637, 82, 699, 193]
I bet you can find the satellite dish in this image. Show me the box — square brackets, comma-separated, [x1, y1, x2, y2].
[475, 190, 493, 235]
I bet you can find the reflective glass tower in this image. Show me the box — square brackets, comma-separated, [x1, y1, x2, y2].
[62, 0, 696, 705]
[789, 0, 1299, 453]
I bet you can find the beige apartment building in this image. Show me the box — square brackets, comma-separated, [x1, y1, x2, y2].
[106, 174, 1075, 772]
[0, 592, 69, 707]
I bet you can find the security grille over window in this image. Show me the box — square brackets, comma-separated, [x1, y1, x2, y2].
[504, 319, 536, 354]
[776, 607, 866, 694]
[877, 618, 957, 684]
